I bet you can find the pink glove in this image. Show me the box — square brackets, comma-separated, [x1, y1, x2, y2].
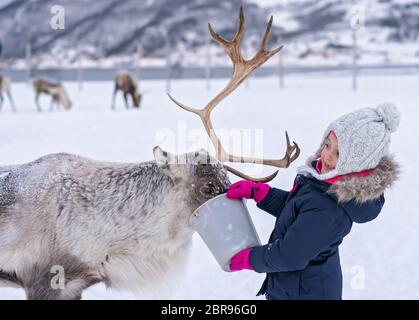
[230, 248, 253, 271]
[226, 180, 270, 203]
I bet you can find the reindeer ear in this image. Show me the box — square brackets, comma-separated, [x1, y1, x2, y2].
[153, 146, 185, 181]
[153, 146, 175, 168]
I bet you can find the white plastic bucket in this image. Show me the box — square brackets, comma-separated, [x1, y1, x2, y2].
[190, 193, 261, 272]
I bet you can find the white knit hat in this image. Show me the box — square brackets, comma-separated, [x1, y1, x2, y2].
[297, 102, 401, 180]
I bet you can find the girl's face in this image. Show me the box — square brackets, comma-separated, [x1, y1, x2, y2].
[320, 132, 339, 174]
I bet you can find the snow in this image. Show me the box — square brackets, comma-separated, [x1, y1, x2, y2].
[0, 72, 418, 299]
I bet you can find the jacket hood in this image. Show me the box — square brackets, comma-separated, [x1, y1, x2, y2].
[298, 155, 400, 223]
[338, 195, 385, 223]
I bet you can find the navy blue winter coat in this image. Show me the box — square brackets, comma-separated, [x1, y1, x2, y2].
[247, 157, 398, 300]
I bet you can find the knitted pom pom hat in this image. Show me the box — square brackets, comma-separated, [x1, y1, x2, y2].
[298, 102, 401, 181]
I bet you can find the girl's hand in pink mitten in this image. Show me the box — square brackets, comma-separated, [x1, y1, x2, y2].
[226, 180, 270, 203]
[230, 248, 253, 271]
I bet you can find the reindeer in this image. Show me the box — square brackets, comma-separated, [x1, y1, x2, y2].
[32, 78, 72, 112]
[111, 73, 142, 110]
[0, 75, 16, 112]
[0, 7, 299, 300]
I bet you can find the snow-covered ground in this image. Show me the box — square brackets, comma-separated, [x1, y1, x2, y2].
[0, 72, 418, 299]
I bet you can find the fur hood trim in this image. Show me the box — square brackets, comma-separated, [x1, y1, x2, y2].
[298, 155, 400, 204]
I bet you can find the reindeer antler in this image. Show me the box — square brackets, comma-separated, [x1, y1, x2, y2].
[168, 6, 300, 182]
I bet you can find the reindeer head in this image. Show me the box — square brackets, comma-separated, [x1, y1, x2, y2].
[132, 89, 141, 108]
[153, 146, 231, 205]
[60, 88, 72, 110]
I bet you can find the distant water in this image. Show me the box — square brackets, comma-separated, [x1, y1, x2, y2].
[1, 66, 271, 82]
[1, 65, 418, 82]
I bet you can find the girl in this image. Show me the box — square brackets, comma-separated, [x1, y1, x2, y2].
[226, 102, 401, 300]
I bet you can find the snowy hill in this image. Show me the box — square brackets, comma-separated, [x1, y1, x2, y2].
[0, 0, 418, 68]
[0, 0, 271, 67]
[269, 0, 419, 66]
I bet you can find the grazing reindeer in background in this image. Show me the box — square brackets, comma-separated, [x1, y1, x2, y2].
[0, 75, 16, 112]
[32, 78, 72, 112]
[111, 73, 142, 110]
[0, 7, 299, 300]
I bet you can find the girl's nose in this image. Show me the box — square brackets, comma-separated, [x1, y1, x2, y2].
[324, 152, 332, 162]
[325, 154, 334, 165]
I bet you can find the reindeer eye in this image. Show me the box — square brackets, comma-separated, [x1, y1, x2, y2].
[200, 182, 219, 198]
[202, 187, 212, 193]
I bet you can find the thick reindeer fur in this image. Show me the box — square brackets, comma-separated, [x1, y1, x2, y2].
[0, 148, 230, 299]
